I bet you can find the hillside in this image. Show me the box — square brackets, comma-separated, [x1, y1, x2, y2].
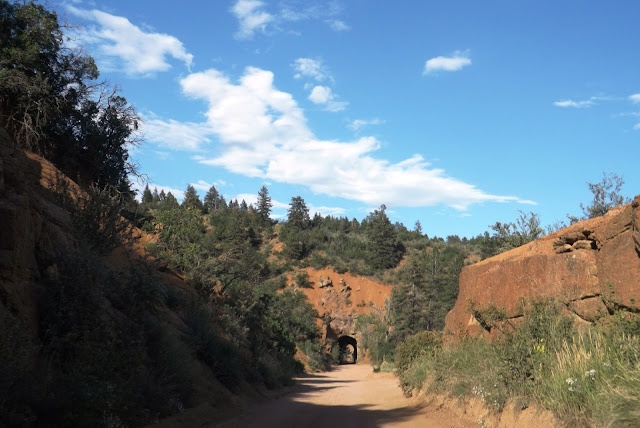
[0, 129, 405, 425]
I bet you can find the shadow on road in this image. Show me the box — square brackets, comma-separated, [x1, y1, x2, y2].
[214, 367, 427, 428]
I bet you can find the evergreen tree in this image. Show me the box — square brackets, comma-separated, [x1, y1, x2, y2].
[141, 184, 153, 206]
[182, 185, 203, 212]
[256, 185, 273, 223]
[389, 284, 430, 342]
[204, 185, 220, 212]
[364, 205, 404, 269]
[287, 196, 310, 230]
[161, 192, 180, 210]
[240, 199, 248, 211]
[311, 212, 323, 228]
[414, 220, 423, 235]
[152, 187, 160, 204]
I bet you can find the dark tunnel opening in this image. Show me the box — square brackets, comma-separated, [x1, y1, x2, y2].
[337, 335, 357, 364]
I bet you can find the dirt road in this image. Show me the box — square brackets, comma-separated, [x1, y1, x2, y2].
[214, 364, 476, 428]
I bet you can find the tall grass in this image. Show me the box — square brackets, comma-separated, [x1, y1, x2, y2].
[396, 299, 640, 427]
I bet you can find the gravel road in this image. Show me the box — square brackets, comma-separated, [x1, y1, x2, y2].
[214, 364, 475, 428]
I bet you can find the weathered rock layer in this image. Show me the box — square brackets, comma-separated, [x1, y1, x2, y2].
[444, 196, 640, 339]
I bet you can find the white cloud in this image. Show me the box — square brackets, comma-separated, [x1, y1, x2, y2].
[142, 119, 214, 151]
[423, 50, 471, 74]
[231, 0, 274, 39]
[180, 66, 529, 210]
[554, 95, 618, 109]
[630, 93, 640, 103]
[553, 99, 595, 108]
[308, 204, 346, 217]
[292, 58, 332, 82]
[231, 1, 349, 39]
[190, 180, 226, 192]
[230, 193, 258, 206]
[615, 112, 640, 117]
[328, 19, 350, 32]
[308, 85, 348, 112]
[309, 85, 332, 104]
[634, 123, 640, 130]
[349, 118, 385, 131]
[66, 6, 193, 75]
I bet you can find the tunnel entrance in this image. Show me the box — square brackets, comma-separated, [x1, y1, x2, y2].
[337, 335, 357, 364]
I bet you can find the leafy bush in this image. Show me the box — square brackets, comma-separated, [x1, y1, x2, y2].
[301, 340, 332, 372]
[295, 271, 312, 288]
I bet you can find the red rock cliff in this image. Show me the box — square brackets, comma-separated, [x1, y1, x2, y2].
[444, 195, 640, 339]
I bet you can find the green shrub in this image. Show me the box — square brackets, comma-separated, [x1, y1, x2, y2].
[295, 271, 312, 288]
[394, 299, 640, 425]
[301, 340, 331, 372]
[395, 331, 442, 395]
[309, 252, 329, 269]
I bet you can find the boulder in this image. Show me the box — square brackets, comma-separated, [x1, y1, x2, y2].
[444, 196, 640, 340]
[318, 276, 333, 288]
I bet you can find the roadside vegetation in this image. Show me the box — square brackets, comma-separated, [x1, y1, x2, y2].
[395, 299, 640, 427]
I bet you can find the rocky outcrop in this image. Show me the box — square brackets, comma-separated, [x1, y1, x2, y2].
[292, 268, 393, 359]
[444, 197, 640, 339]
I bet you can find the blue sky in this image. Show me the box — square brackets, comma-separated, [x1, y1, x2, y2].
[59, 0, 639, 238]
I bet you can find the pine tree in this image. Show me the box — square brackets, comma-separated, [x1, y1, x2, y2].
[364, 205, 404, 269]
[182, 185, 203, 212]
[287, 196, 310, 230]
[204, 185, 220, 212]
[414, 220, 423, 235]
[257, 185, 273, 223]
[141, 184, 153, 206]
[162, 192, 179, 210]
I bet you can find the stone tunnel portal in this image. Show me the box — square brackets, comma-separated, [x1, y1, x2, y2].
[337, 335, 357, 364]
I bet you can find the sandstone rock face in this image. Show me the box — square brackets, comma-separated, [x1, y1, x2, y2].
[444, 197, 640, 339]
[0, 131, 78, 332]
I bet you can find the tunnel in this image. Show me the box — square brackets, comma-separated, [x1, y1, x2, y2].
[337, 335, 357, 364]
